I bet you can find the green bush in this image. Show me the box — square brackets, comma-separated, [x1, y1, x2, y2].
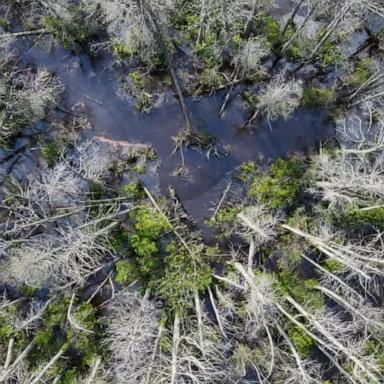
[248, 159, 305, 209]
[150, 241, 212, 313]
[332, 206, 384, 232]
[115, 260, 136, 284]
[275, 270, 323, 310]
[318, 40, 343, 66]
[121, 181, 145, 199]
[238, 161, 257, 182]
[128, 206, 171, 280]
[0, 18, 10, 30]
[196, 32, 222, 67]
[112, 42, 134, 60]
[255, 15, 280, 49]
[43, 12, 94, 49]
[344, 59, 374, 87]
[287, 325, 315, 356]
[41, 142, 60, 167]
[302, 87, 336, 107]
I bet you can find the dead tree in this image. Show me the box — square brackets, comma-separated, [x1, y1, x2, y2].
[243, 74, 303, 127]
[236, 204, 282, 268]
[0, 69, 62, 144]
[309, 151, 384, 209]
[84, 0, 192, 129]
[283, 223, 384, 291]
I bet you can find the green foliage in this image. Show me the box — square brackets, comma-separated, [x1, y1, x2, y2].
[129, 70, 148, 89]
[238, 161, 257, 182]
[132, 163, 146, 174]
[332, 206, 384, 232]
[287, 325, 315, 356]
[248, 159, 305, 209]
[131, 207, 170, 238]
[128, 206, 171, 280]
[42, 299, 70, 330]
[135, 91, 153, 112]
[215, 207, 240, 225]
[302, 87, 336, 107]
[121, 181, 145, 199]
[111, 228, 130, 254]
[33, 298, 100, 375]
[173, 10, 200, 40]
[198, 67, 225, 92]
[275, 270, 323, 310]
[59, 370, 77, 384]
[281, 24, 302, 60]
[43, 10, 94, 49]
[363, 339, 384, 374]
[206, 206, 241, 232]
[0, 18, 10, 30]
[324, 258, 344, 273]
[151, 53, 167, 70]
[20, 285, 39, 298]
[318, 40, 343, 66]
[41, 142, 60, 167]
[112, 42, 133, 60]
[0, 322, 14, 342]
[195, 31, 225, 70]
[145, 147, 157, 161]
[72, 303, 97, 330]
[345, 59, 374, 87]
[160, 333, 172, 353]
[32, 298, 71, 360]
[88, 182, 107, 200]
[231, 33, 243, 48]
[255, 15, 280, 49]
[130, 236, 159, 275]
[115, 260, 136, 284]
[35, 328, 53, 346]
[150, 241, 212, 313]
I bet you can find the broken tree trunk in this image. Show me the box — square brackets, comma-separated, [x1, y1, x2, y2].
[135, 0, 192, 130]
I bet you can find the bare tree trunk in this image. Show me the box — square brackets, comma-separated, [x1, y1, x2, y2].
[3, 338, 14, 371]
[0, 340, 36, 383]
[194, 290, 204, 347]
[280, 0, 305, 39]
[300, 253, 363, 299]
[84, 356, 102, 384]
[308, 1, 354, 61]
[221, 0, 230, 41]
[208, 287, 227, 338]
[284, 296, 380, 383]
[29, 343, 69, 384]
[170, 314, 180, 384]
[144, 323, 164, 384]
[197, 0, 209, 44]
[348, 71, 384, 101]
[0, 29, 48, 39]
[275, 322, 309, 382]
[133, 0, 192, 129]
[282, 2, 319, 54]
[316, 285, 384, 330]
[244, 0, 258, 38]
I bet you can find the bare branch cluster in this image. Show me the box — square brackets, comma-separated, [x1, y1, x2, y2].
[309, 151, 384, 209]
[0, 69, 62, 143]
[256, 75, 303, 121]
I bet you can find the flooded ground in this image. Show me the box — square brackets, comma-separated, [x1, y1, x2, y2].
[21, 42, 333, 226]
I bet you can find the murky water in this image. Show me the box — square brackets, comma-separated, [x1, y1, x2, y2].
[20, 41, 333, 225]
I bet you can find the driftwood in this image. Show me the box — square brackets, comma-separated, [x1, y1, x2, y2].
[0, 29, 49, 40]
